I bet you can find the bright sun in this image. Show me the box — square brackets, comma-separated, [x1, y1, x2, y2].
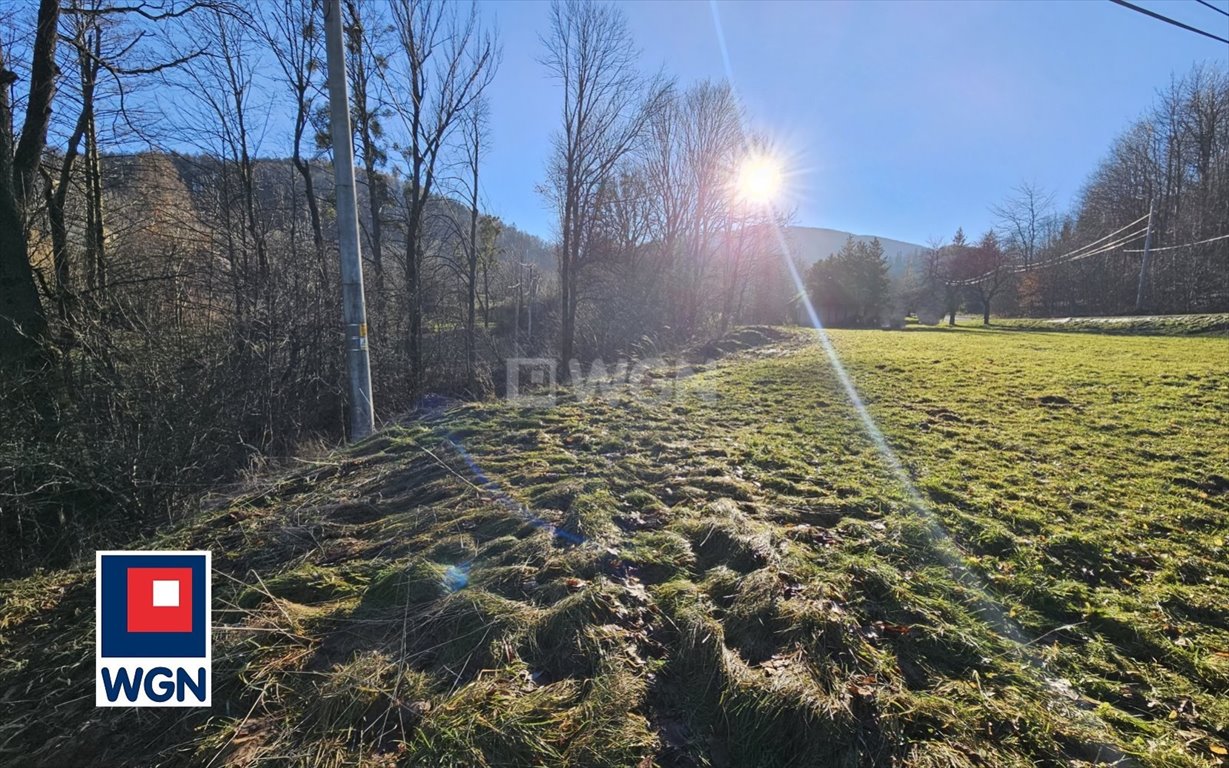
[737, 154, 783, 206]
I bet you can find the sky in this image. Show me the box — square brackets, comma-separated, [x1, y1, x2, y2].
[475, 0, 1228, 246]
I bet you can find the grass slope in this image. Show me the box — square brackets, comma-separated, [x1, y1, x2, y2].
[2, 326, 1228, 767]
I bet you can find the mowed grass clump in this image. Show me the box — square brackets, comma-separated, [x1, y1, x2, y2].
[1, 325, 1227, 766]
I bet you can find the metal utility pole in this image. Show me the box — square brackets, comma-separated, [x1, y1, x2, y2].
[1135, 198, 1155, 314]
[325, 0, 374, 440]
[525, 263, 537, 350]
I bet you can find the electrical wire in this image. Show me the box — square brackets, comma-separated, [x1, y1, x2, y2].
[1122, 232, 1229, 253]
[1039, 226, 1148, 264]
[947, 214, 1150, 286]
[1106, 0, 1229, 44]
[1195, 0, 1229, 19]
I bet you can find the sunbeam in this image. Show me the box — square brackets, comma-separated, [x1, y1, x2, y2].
[706, 0, 1128, 754]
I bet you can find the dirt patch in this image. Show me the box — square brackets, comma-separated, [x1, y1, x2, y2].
[1173, 474, 1229, 496]
[1037, 394, 1073, 407]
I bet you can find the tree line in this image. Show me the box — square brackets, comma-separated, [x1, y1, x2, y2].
[799, 63, 1228, 329]
[914, 64, 1228, 325]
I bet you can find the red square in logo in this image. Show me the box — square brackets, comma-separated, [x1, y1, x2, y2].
[126, 567, 193, 633]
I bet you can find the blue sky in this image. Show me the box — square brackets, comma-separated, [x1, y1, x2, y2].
[476, 0, 1227, 246]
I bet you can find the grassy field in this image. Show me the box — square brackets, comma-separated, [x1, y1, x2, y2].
[2, 325, 1227, 767]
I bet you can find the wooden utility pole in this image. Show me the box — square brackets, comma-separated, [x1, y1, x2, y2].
[1134, 198, 1155, 313]
[324, 0, 374, 440]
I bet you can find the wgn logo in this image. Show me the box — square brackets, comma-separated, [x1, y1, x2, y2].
[95, 551, 211, 707]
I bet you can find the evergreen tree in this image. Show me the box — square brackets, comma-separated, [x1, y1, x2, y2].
[805, 236, 889, 327]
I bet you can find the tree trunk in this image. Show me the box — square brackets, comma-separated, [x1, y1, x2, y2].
[0, 201, 45, 365]
[0, 0, 59, 368]
[45, 38, 98, 322]
[405, 192, 422, 392]
[481, 259, 491, 330]
[84, 100, 106, 292]
[558, 190, 575, 377]
[407, 243, 421, 390]
[466, 218, 478, 394]
[365, 164, 384, 285]
[292, 155, 325, 275]
[560, 253, 573, 371]
[465, 125, 480, 393]
[82, 27, 105, 294]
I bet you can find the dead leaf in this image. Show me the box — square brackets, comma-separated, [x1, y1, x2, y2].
[872, 620, 912, 637]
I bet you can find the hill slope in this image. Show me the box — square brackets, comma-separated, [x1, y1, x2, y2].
[785, 226, 925, 276]
[2, 326, 1228, 766]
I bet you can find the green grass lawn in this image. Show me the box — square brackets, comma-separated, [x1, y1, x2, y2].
[2, 326, 1227, 767]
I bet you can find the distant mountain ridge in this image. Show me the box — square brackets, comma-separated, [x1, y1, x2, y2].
[784, 226, 925, 276]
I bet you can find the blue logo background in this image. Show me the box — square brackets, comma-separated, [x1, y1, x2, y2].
[99, 554, 208, 658]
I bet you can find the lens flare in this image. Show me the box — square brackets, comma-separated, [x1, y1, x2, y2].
[709, 1, 1127, 755]
[737, 154, 783, 205]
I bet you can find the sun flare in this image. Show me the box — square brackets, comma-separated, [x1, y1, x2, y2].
[736, 154, 783, 205]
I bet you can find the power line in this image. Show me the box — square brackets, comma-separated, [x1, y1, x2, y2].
[1050, 228, 1148, 264]
[1123, 232, 1229, 252]
[1195, 0, 1229, 18]
[1014, 227, 1147, 275]
[1049, 214, 1150, 259]
[948, 215, 1150, 286]
[947, 216, 1153, 287]
[948, 227, 1229, 288]
[1106, 0, 1229, 45]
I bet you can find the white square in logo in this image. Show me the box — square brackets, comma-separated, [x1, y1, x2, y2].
[152, 580, 180, 607]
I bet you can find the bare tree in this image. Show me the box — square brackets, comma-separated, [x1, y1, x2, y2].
[171, 6, 274, 325]
[643, 87, 686, 275]
[1057, 64, 1229, 316]
[42, 4, 104, 323]
[541, 0, 664, 370]
[718, 207, 773, 333]
[678, 82, 742, 334]
[385, 0, 496, 391]
[256, 0, 326, 269]
[992, 181, 1056, 271]
[461, 98, 486, 392]
[909, 235, 948, 324]
[343, 0, 390, 287]
[42, 0, 208, 323]
[435, 95, 492, 394]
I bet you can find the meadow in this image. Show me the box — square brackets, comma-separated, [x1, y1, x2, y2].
[2, 324, 1227, 767]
